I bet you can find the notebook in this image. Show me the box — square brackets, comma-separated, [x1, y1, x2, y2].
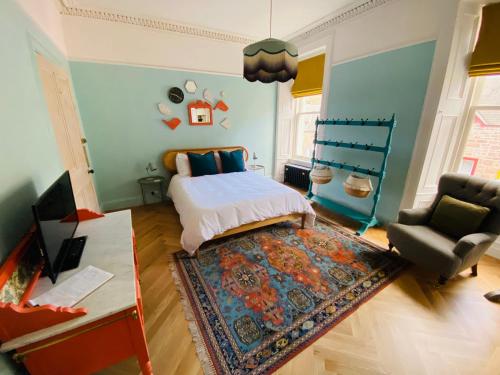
[29, 265, 114, 307]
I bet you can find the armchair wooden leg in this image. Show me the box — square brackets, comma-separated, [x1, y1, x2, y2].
[388, 242, 394, 252]
[471, 264, 478, 277]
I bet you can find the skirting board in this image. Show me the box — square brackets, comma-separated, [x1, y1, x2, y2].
[486, 246, 500, 260]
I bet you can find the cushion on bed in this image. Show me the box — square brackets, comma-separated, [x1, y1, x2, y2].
[187, 151, 218, 177]
[176, 153, 191, 177]
[219, 150, 246, 173]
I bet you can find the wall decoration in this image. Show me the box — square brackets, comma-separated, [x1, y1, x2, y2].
[157, 102, 172, 115]
[162, 117, 181, 130]
[185, 80, 197, 94]
[168, 87, 184, 103]
[220, 90, 226, 97]
[188, 101, 213, 126]
[220, 118, 231, 129]
[203, 89, 214, 104]
[214, 100, 229, 112]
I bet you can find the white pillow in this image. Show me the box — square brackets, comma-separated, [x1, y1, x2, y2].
[175, 153, 191, 177]
[214, 152, 223, 173]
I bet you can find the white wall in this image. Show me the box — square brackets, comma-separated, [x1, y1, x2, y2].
[331, 0, 440, 65]
[288, 0, 461, 204]
[16, 0, 67, 54]
[61, 15, 245, 75]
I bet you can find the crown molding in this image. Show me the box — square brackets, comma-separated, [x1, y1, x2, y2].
[58, 3, 257, 45]
[59, 0, 394, 46]
[288, 0, 394, 43]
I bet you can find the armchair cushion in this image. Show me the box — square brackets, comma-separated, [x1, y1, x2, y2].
[429, 195, 490, 238]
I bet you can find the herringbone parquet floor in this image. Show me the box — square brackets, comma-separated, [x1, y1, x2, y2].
[101, 202, 500, 375]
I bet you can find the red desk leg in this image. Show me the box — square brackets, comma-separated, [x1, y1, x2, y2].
[127, 310, 153, 375]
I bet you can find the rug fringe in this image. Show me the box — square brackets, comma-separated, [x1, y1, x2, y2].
[169, 262, 216, 375]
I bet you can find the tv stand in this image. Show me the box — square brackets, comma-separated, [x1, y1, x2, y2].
[57, 235, 88, 273]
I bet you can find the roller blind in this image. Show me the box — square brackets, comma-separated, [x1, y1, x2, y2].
[469, 2, 500, 77]
[291, 54, 325, 98]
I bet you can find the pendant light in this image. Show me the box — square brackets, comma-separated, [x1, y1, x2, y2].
[243, 0, 298, 83]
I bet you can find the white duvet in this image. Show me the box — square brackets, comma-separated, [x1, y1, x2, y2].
[167, 171, 316, 254]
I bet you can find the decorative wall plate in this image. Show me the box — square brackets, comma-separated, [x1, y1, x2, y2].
[214, 100, 229, 112]
[157, 102, 172, 115]
[203, 89, 214, 104]
[168, 87, 184, 103]
[220, 118, 231, 129]
[188, 101, 213, 126]
[185, 80, 197, 94]
[162, 117, 181, 130]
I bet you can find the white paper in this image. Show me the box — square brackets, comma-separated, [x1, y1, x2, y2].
[29, 265, 114, 307]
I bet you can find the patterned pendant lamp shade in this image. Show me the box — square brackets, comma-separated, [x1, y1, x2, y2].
[243, 38, 298, 83]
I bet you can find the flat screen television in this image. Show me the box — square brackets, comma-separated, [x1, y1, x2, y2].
[32, 171, 87, 284]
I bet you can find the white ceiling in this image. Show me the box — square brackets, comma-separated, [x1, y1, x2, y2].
[64, 0, 357, 39]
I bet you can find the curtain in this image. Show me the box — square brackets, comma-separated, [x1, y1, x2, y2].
[469, 2, 500, 77]
[291, 54, 325, 97]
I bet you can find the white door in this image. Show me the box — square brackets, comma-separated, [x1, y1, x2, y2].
[413, 2, 481, 208]
[37, 53, 100, 212]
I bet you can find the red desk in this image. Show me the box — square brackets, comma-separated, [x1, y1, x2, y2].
[0, 210, 152, 374]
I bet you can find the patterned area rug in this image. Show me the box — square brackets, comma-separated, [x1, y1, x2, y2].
[171, 219, 407, 374]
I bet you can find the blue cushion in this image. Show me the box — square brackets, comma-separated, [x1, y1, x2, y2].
[187, 151, 218, 177]
[219, 150, 246, 173]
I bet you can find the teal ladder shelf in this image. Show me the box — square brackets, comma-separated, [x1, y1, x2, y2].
[306, 115, 396, 235]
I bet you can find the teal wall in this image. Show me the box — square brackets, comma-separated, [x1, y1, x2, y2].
[319, 41, 436, 223]
[0, 0, 69, 372]
[0, 0, 69, 261]
[69, 62, 277, 210]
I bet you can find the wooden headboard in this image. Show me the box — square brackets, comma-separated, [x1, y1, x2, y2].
[163, 146, 249, 173]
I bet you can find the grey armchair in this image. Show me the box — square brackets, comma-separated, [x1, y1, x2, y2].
[387, 173, 500, 285]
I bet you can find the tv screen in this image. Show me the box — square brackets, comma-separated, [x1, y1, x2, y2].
[32, 171, 78, 283]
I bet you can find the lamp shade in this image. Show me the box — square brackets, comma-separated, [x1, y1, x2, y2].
[243, 38, 298, 83]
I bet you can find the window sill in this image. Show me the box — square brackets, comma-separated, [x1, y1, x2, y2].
[288, 158, 312, 169]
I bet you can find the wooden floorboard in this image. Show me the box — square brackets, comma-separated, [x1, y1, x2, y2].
[101, 202, 500, 375]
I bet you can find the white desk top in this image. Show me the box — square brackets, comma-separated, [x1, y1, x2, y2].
[1, 210, 137, 352]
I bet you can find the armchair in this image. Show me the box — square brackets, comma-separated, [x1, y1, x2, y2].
[387, 173, 500, 285]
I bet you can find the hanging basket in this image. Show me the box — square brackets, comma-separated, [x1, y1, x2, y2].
[310, 165, 333, 184]
[343, 174, 373, 198]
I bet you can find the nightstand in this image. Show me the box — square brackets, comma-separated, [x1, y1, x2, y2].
[247, 164, 266, 176]
[137, 176, 166, 205]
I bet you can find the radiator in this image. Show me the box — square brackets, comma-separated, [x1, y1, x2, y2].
[284, 164, 311, 190]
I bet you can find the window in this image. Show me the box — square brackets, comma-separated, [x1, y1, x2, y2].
[292, 94, 322, 161]
[458, 157, 478, 175]
[460, 75, 500, 180]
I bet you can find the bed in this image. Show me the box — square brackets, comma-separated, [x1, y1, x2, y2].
[163, 146, 316, 255]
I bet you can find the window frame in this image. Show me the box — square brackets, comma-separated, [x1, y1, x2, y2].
[460, 157, 479, 175]
[290, 95, 322, 164]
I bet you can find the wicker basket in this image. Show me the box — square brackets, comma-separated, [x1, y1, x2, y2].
[343, 174, 373, 198]
[310, 165, 333, 184]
